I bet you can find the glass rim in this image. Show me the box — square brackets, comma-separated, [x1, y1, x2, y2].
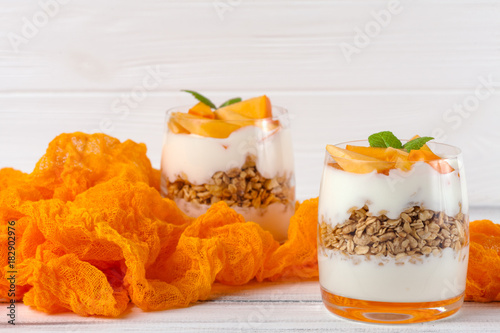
[327, 139, 463, 160]
[165, 104, 289, 122]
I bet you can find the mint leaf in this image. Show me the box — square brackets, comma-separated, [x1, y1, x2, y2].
[368, 131, 403, 149]
[181, 90, 216, 109]
[219, 97, 242, 108]
[403, 137, 434, 152]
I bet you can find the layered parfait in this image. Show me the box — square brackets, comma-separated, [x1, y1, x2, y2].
[161, 93, 295, 241]
[318, 132, 469, 323]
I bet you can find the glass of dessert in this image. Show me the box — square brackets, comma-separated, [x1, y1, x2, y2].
[318, 132, 469, 324]
[161, 93, 295, 242]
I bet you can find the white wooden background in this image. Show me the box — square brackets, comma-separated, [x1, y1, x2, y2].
[1, 0, 500, 331]
[1, 0, 500, 206]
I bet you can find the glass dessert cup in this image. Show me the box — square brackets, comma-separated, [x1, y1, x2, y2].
[318, 140, 469, 324]
[161, 105, 295, 242]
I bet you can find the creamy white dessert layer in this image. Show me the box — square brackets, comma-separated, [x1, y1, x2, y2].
[175, 198, 294, 242]
[319, 247, 469, 302]
[319, 161, 467, 225]
[161, 125, 294, 185]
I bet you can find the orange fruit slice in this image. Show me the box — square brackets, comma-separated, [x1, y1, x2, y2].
[408, 150, 455, 174]
[167, 117, 189, 134]
[188, 102, 215, 119]
[326, 145, 395, 174]
[215, 95, 272, 120]
[345, 145, 389, 160]
[171, 112, 241, 138]
[346, 145, 413, 172]
[384, 147, 413, 172]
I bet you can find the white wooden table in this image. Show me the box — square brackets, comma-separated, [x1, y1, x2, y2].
[7, 208, 500, 332]
[11, 280, 500, 332]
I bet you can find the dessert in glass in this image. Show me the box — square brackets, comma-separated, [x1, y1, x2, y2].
[161, 95, 295, 242]
[318, 134, 469, 324]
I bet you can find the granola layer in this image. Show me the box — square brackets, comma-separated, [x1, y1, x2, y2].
[166, 155, 293, 210]
[319, 205, 468, 261]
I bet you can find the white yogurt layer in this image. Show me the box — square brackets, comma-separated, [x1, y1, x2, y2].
[175, 198, 294, 242]
[161, 125, 294, 185]
[318, 247, 469, 302]
[319, 161, 468, 225]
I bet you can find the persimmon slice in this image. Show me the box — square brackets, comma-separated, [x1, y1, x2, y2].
[345, 146, 413, 172]
[326, 145, 395, 174]
[171, 112, 241, 138]
[188, 102, 215, 119]
[215, 95, 272, 120]
[408, 150, 455, 174]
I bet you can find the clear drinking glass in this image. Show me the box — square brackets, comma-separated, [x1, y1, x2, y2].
[318, 140, 469, 324]
[160, 105, 295, 242]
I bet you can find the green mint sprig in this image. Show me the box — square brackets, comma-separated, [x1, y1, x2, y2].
[182, 90, 242, 109]
[181, 90, 217, 109]
[402, 136, 434, 152]
[219, 97, 242, 108]
[368, 131, 434, 152]
[368, 131, 403, 149]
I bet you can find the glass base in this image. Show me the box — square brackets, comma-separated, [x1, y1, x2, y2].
[321, 288, 463, 324]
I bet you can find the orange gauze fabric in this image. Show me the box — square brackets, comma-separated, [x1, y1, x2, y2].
[0, 132, 319, 317]
[465, 220, 500, 302]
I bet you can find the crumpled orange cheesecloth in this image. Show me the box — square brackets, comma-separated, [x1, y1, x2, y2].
[0, 133, 498, 317]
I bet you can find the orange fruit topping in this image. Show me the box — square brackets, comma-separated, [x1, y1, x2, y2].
[215, 95, 272, 120]
[188, 102, 215, 119]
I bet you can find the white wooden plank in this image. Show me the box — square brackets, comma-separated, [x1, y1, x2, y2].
[1, 92, 499, 206]
[12, 280, 500, 332]
[0, 0, 499, 91]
